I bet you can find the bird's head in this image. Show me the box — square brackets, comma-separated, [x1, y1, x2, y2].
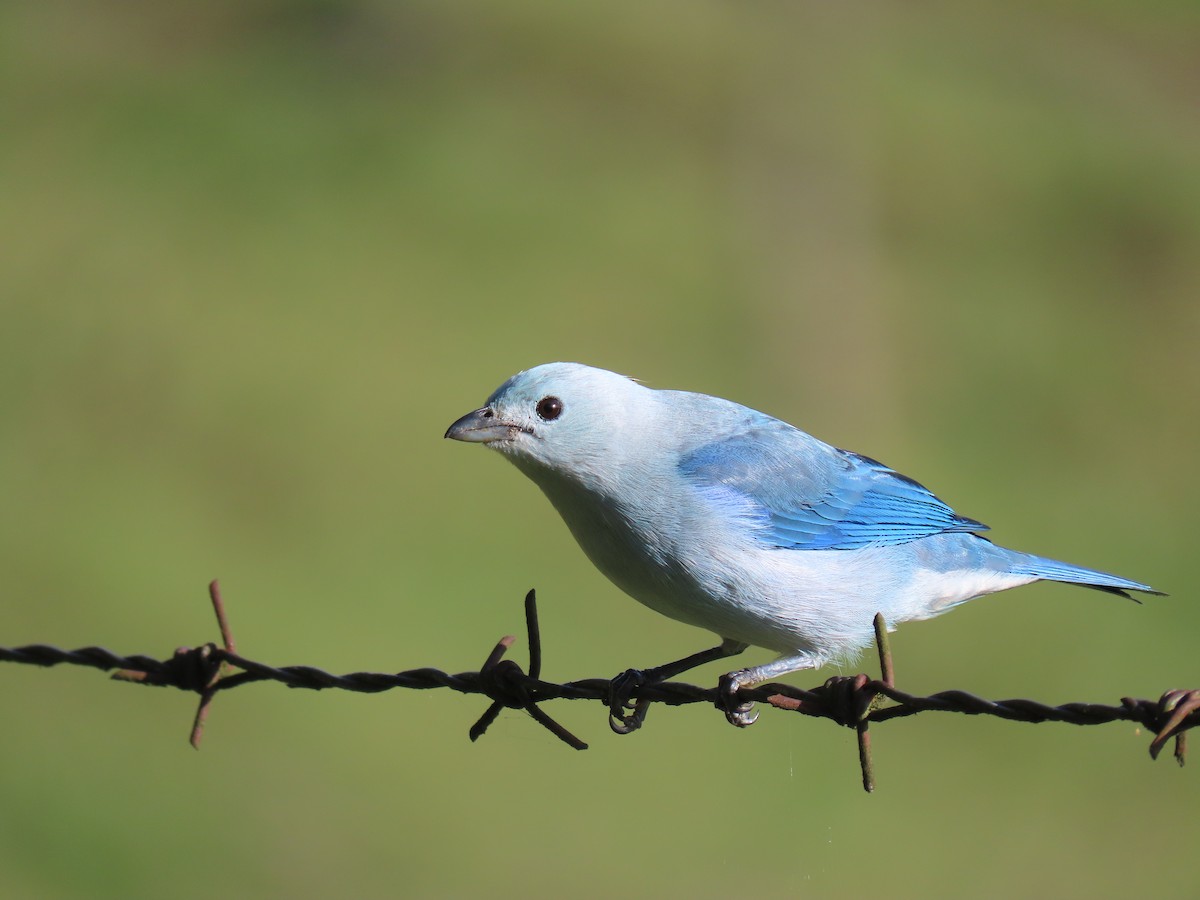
[445, 362, 645, 482]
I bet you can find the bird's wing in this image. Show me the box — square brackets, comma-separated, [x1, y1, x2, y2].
[677, 422, 987, 550]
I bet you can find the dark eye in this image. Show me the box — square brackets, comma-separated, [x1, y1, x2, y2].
[536, 396, 563, 421]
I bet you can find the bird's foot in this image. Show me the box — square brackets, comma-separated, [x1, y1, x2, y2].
[607, 668, 654, 734]
[717, 670, 759, 727]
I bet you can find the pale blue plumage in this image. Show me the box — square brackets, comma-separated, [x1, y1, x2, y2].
[446, 362, 1157, 724]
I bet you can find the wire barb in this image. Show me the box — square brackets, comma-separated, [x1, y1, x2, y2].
[186, 580, 238, 749]
[467, 590, 587, 751]
[1, 584, 1195, 792]
[1143, 689, 1200, 766]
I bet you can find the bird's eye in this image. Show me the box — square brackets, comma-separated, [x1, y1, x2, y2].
[536, 396, 563, 421]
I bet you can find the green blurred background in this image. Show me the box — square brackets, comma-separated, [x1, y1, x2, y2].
[3, 2, 1198, 897]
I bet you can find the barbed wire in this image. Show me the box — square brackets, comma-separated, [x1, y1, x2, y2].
[2, 581, 1196, 792]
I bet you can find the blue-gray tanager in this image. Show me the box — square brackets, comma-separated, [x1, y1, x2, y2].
[446, 363, 1158, 727]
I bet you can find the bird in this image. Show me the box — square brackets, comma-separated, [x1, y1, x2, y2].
[445, 362, 1158, 728]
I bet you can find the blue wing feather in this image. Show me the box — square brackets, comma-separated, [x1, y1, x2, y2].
[678, 421, 987, 551]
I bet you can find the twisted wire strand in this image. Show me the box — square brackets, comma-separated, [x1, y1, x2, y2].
[2, 639, 1194, 742]
[2, 584, 1195, 791]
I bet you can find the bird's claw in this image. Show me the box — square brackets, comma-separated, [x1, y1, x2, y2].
[608, 668, 653, 734]
[718, 672, 759, 727]
[724, 703, 759, 727]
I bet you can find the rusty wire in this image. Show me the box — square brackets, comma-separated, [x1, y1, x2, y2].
[1, 581, 1196, 792]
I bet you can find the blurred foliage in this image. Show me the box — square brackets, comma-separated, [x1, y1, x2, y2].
[1, 1, 1198, 897]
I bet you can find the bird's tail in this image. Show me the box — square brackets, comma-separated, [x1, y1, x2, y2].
[1006, 551, 1162, 601]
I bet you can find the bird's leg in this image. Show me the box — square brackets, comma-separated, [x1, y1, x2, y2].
[718, 655, 816, 728]
[608, 638, 748, 734]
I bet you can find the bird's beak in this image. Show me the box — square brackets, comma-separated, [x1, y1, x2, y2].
[444, 407, 519, 443]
